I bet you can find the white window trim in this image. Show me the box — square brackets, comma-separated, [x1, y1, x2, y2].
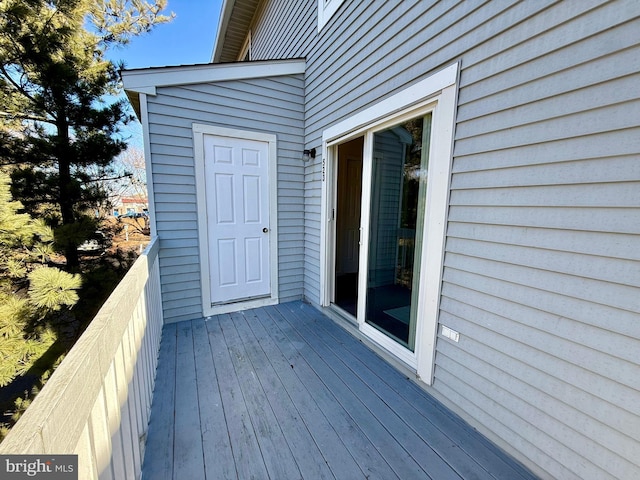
[318, 0, 346, 31]
[193, 123, 279, 317]
[320, 62, 459, 385]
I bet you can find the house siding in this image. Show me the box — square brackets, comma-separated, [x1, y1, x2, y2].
[146, 75, 305, 323]
[247, 1, 640, 479]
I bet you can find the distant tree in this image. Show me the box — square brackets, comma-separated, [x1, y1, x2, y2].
[105, 147, 150, 236]
[105, 146, 148, 205]
[0, 0, 171, 270]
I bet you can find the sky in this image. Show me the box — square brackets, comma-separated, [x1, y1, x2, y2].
[110, 0, 223, 69]
[108, 0, 223, 147]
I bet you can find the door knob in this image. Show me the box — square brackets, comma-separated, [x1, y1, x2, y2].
[262, 227, 269, 233]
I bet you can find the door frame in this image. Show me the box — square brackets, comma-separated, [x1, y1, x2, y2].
[194, 123, 279, 316]
[319, 63, 459, 384]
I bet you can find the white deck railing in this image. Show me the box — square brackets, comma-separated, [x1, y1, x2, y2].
[0, 238, 163, 480]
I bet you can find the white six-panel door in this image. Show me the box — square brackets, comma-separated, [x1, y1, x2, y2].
[203, 134, 271, 303]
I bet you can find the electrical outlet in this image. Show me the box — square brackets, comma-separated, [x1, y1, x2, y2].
[441, 325, 460, 342]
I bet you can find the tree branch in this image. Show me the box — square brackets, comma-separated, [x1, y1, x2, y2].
[82, 173, 133, 184]
[0, 112, 55, 125]
[0, 66, 57, 121]
[0, 65, 38, 105]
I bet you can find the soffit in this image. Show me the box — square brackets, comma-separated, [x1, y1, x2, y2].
[213, 0, 262, 63]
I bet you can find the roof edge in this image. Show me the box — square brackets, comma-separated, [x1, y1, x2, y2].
[212, 0, 235, 63]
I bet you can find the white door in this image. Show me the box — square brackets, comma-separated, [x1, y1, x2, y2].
[203, 134, 271, 303]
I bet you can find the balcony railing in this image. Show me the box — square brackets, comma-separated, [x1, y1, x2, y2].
[0, 237, 163, 480]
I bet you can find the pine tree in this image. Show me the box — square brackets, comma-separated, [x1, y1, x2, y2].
[0, 0, 171, 270]
[0, 171, 80, 387]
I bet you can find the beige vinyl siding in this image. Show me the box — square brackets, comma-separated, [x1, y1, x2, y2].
[147, 75, 305, 323]
[247, 0, 640, 478]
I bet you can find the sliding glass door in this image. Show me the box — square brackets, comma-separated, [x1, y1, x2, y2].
[365, 114, 432, 351]
[323, 64, 457, 380]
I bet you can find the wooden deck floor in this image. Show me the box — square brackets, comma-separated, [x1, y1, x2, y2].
[142, 301, 537, 480]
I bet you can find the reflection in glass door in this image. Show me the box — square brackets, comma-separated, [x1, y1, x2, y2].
[365, 113, 432, 351]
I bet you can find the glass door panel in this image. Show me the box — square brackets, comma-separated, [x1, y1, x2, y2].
[365, 113, 432, 351]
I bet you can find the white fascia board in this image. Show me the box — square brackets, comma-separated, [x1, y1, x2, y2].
[121, 58, 306, 94]
[212, 0, 235, 62]
[133, 86, 157, 95]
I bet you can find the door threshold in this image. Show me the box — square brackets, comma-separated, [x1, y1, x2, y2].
[327, 303, 358, 326]
[322, 305, 418, 378]
[206, 296, 278, 316]
[212, 293, 271, 306]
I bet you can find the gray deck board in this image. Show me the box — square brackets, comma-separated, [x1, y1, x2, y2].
[141, 322, 176, 480]
[236, 308, 346, 480]
[207, 315, 269, 480]
[142, 301, 538, 480]
[295, 302, 536, 480]
[222, 312, 302, 480]
[264, 305, 429, 479]
[173, 322, 205, 480]
[252, 307, 402, 480]
[192, 319, 236, 480]
[273, 303, 462, 480]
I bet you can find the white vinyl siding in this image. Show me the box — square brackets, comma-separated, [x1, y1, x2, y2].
[247, 1, 640, 479]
